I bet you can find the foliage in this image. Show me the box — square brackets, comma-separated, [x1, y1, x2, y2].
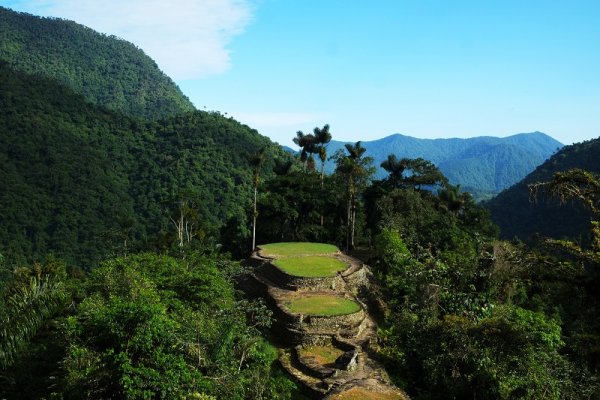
[0, 6, 194, 119]
[333, 141, 376, 250]
[0, 62, 287, 268]
[0, 252, 297, 400]
[256, 171, 346, 245]
[370, 167, 600, 398]
[0, 258, 68, 369]
[486, 137, 600, 242]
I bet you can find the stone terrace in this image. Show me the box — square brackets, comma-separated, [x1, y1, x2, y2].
[246, 242, 408, 400]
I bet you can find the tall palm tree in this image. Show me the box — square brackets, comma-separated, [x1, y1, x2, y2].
[336, 142, 373, 251]
[313, 124, 332, 181]
[293, 131, 317, 171]
[313, 124, 332, 225]
[381, 154, 408, 187]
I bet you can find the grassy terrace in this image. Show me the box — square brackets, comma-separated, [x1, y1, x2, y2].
[298, 345, 344, 366]
[273, 256, 347, 277]
[284, 294, 361, 316]
[329, 387, 407, 400]
[259, 242, 338, 257]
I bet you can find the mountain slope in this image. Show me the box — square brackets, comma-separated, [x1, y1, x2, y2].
[324, 132, 563, 198]
[0, 6, 194, 119]
[484, 137, 600, 241]
[0, 62, 284, 267]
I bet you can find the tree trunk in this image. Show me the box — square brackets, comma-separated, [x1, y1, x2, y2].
[320, 161, 325, 226]
[252, 185, 257, 252]
[350, 200, 356, 250]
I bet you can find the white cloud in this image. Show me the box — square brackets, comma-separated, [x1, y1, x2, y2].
[7, 0, 254, 80]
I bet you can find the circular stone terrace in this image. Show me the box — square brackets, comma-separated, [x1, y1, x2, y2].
[283, 293, 361, 316]
[257, 242, 352, 291]
[258, 242, 339, 258]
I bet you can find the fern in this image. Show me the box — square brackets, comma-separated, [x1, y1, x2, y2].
[0, 275, 66, 368]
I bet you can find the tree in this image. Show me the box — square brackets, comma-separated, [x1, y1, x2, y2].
[313, 124, 332, 181]
[0, 259, 68, 369]
[293, 130, 317, 171]
[313, 124, 332, 225]
[530, 168, 600, 265]
[168, 190, 202, 257]
[250, 148, 266, 252]
[272, 158, 294, 176]
[381, 154, 409, 188]
[334, 142, 375, 250]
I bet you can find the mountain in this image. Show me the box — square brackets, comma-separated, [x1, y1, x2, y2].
[0, 6, 194, 119]
[324, 132, 563, 199]
[0, 61, 285, 268]
[484, 137, 600, 241]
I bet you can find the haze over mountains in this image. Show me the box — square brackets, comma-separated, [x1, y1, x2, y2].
[325, 132, 563, 199]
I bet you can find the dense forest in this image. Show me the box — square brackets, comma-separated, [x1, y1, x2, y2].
[0, 61, 288, 268]
[0, 7, 194, 119]
[485, 137, 600, 243]
[1, 6, 600, 400]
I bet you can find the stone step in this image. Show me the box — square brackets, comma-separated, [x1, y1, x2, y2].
[279, 350, 330, 399]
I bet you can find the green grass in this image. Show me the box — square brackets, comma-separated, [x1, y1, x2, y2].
[259, 242, 338, 257]
[330, 388, 407, 400]
[272, 256, 347, 277]
[284, 295, 361, 316]
[298, 345, 345, 366]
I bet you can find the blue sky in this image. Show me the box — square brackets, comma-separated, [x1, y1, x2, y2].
[3, 0, 600, 146]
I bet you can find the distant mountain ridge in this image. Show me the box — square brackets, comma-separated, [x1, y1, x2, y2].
[0, 6, 195, 119]
[324, 132, 563, 198]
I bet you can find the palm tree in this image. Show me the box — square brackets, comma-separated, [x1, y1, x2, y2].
[381, 154, 409, 187]
[0, 274, 66, 369]
[250, 148, 266, 252]
[313, 124, 332, 225]
[293, 131, 317, 171]
[313, 124, 332, 181]
[336, 142, 373, 251]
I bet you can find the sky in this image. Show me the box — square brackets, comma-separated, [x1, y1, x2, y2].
[3, 0, 600, 147]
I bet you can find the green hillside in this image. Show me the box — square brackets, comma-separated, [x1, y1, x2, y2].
[0, 6, 194, 119]
[0, 61, 284, 267]
[484, 137, 600, 241]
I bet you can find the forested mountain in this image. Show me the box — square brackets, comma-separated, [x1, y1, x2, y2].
[0, 6, 194, 119]
[324, 132, 562, 199]
[0, 61, 286, 268]
[485, 137, 600, 241]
